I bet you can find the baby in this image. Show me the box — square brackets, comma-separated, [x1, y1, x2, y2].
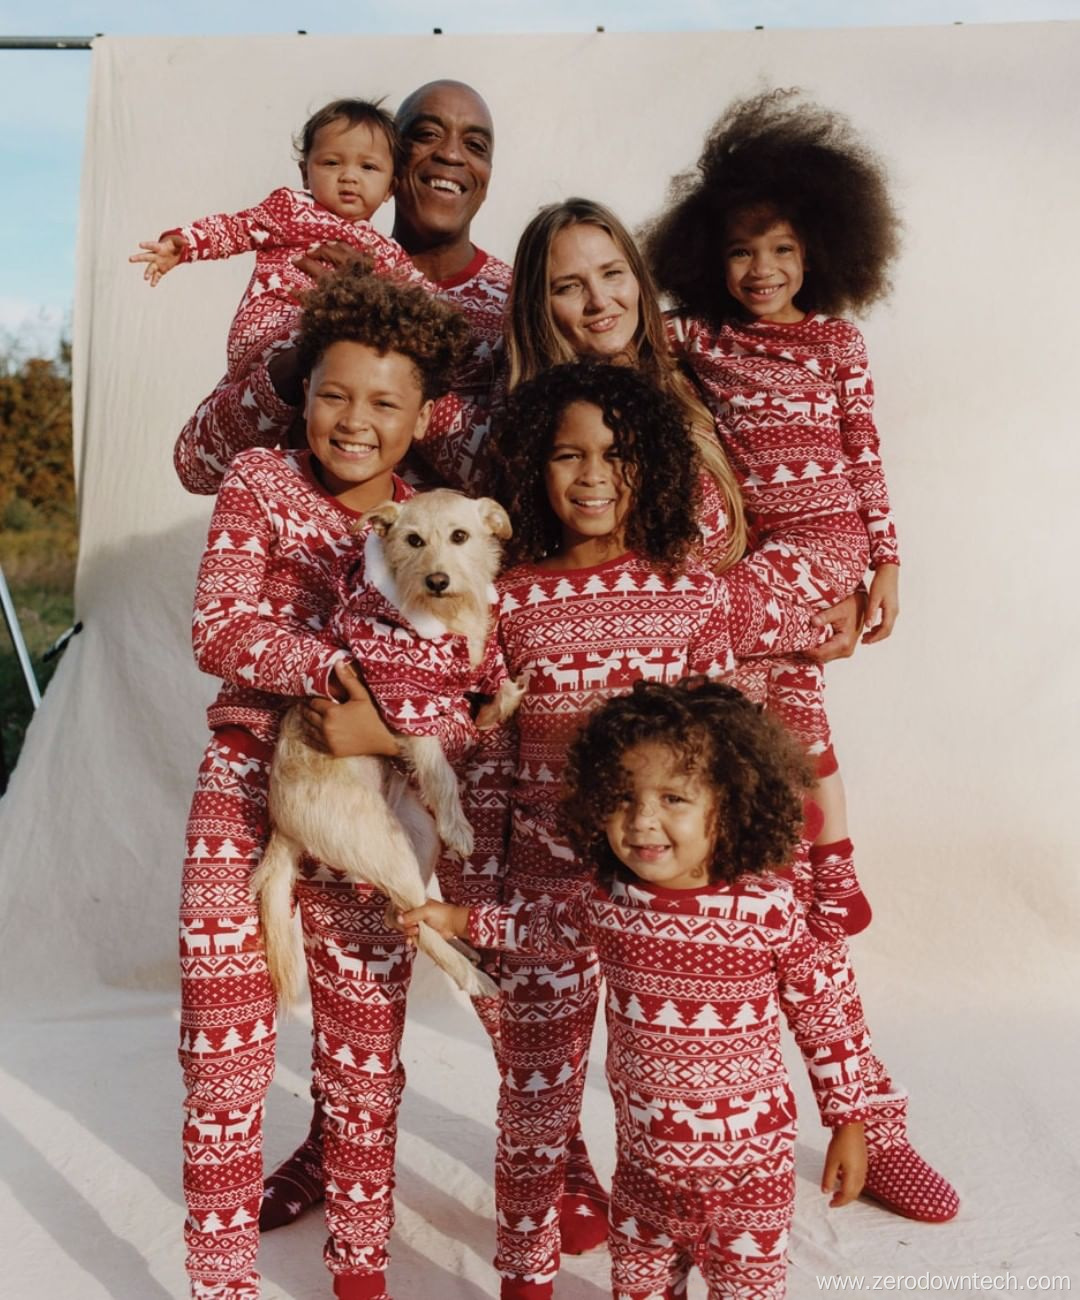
[130, 98, 415, 379]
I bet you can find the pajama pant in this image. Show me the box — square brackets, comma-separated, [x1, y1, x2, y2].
[725, 514, 869, 661]
[732, 656, 834, 767]
[226, 290, 297, 383]
[179, 731, 414, 1298]
[728, 512, 868, 767]
[731, 522, 886, 1091]
[608, 1136, 796, 1300]
[495, 947, 602, 1282]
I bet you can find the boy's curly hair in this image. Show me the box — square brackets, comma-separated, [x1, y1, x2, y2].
[487, 360, 702, 571]
[294, 260, 471, 400]
[644, 89, 901, 322]
[562, 678, 813, 886]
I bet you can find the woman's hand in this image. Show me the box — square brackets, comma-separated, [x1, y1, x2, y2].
[862, 564, 900, 644]
[805, 591, 867, 663]
[300, 662, 399, 757]
[821, 1122, 867, 1207]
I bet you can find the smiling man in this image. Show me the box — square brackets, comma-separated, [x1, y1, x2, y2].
[173, 80, 509, 496]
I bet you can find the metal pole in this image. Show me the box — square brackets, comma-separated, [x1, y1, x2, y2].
[0, 564, 42, 710]
[0, 37, 97, 49]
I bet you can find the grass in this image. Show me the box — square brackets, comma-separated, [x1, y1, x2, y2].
[0, 518, 78, 790]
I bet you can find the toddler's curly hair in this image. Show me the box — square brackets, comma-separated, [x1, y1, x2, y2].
[562, 678, 812, 886]
[487, 360, 702, 571]
[295, 260, 471, 400]
[644, 88, 901, 322]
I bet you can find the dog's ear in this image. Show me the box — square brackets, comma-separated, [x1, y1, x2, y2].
[477, 498, 513, 541]
[361, 500, 401, 537]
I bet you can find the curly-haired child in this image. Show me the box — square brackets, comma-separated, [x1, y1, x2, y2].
[131, 99, 424, 381]
[439, 359, 735, 1298]
[644, 88, 958, 1223]
[178, 262, 469, 1300]
[404, 678, 869, 1300]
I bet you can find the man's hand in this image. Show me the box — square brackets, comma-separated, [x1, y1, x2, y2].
[292, 241, 368, 286]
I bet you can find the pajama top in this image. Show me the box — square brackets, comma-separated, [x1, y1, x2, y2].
[165, 186, 426, 380]
[469, 873, 870, 1178]
[672, 312, 900, 578]
[173, 237, 511, 495]
[454, 552, 734, 907]
[192, 445, 409, 745]
[329, 528, 507, 765]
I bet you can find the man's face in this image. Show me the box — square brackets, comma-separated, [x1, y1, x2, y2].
[395, 82, 494, 243]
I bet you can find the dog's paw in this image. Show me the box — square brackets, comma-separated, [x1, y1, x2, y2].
[476, 676, 527, 730]
[439, 816, 475, 859]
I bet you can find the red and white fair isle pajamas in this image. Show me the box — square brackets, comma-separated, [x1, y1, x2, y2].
[468, 874, 870, 1300]
[672, 316, 957, 1222]
[455, 551, 735, 1290]
[181, 446, 420, 1298]
[172, 246, 515, 1264]
[164, 187, 428, 381]
[172, 243, 510, 497]
[671, 311, 899, 768]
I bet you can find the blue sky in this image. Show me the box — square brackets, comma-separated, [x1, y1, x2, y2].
[3, 0, 1080, 355]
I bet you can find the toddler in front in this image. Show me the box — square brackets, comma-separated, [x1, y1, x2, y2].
[405, 678, 868, 1300]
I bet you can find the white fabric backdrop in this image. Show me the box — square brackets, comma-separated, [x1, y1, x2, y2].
[1, 26, 1078, 1299]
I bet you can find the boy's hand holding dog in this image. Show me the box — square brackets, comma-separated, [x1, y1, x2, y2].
[821, 1122, 867, 1207]
[301, 662, 399, 757]
[398, 901, 471, 944]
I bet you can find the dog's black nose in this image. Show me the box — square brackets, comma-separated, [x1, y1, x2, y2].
[426, 572, 451, 594]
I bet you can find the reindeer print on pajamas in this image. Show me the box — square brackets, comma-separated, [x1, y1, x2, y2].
[454, 551, 734, 1286]
[671, 311, 899, 763]
[180, 447, 424, 1298]
[469, 873, 869, 1300]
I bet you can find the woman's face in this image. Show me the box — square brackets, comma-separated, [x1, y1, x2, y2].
[547, 224, 641, 362]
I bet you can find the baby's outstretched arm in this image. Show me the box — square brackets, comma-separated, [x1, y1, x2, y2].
[821, 1122, 867, 1207]
[399, 901, 471, 943]
[129, 234, 187, 286]
[862, 563, 900, 644]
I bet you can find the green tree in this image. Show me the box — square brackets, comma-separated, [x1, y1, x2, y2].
[0, 339, 77, 787]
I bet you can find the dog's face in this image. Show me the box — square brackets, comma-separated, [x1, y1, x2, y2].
[362, 489, 511, 624]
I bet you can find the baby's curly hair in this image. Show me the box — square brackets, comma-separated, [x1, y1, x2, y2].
[487, 360, 702, 571]
[294, 260, 471, 400]
[562, 678, 813, 886]
[644, 88, 901, 323]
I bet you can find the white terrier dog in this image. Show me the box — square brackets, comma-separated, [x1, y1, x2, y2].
[250, 489, 523, 1005]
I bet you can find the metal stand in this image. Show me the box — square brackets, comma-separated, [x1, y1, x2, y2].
[0, 563, 41, 709]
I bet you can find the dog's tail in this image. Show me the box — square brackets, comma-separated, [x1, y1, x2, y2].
[249, 832, 305, 1007]
[415, 924, 499, 999]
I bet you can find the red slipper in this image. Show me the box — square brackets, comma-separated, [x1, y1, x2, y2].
[863, 1092, 959, 1223]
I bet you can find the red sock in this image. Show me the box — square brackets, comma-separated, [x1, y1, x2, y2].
[500, 1280, 554, 1300]
[333, 1270, 389, 1300]
[559, 1127, 609, 1255]
[259, 1100, 324, 1231]
[806, 838, 871, 941]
